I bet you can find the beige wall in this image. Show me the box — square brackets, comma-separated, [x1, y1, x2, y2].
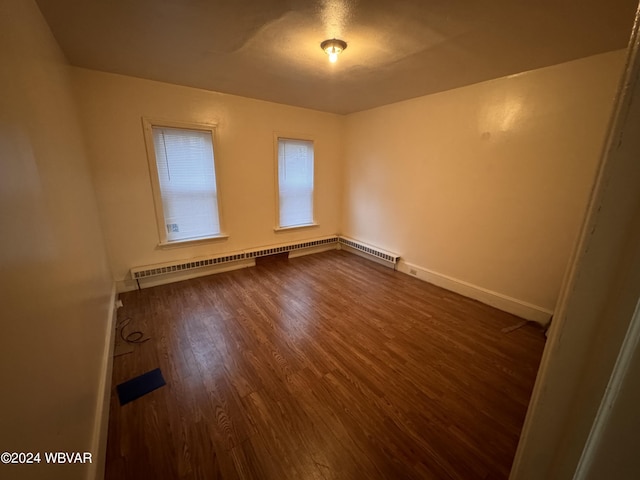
[342, 51, 625, 320]
[72, 69, 344, 290]
[512, 27, 640, 478]
[73, 52, 624, 314]
[0, 1, 113, 479]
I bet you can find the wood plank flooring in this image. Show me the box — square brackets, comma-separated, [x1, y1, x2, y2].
[107, 250, 545, 480]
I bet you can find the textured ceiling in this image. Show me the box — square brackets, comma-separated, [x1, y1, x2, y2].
[36, 0, 638, 114]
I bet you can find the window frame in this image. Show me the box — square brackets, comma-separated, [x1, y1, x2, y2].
[142, 118, 227, 247]
[273, 133, 318, 232]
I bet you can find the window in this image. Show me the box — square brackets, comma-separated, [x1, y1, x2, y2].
[276, 137, 315, 229]
[143, 120, 224, 244]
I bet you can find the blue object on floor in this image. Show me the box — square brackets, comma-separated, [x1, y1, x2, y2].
[116, 368, 166, 405]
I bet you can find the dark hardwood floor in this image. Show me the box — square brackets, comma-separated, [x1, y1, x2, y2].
[107, 250, 545, 480]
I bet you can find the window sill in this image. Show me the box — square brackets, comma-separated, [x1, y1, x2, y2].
[157, 234, 229, 249]
[274, 223, 319, 233]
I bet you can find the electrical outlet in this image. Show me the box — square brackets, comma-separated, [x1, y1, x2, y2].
[409, 269, 417, 275]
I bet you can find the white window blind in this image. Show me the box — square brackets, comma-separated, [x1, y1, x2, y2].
[152, 126, 220, 242]
[277, 138, 314, 227]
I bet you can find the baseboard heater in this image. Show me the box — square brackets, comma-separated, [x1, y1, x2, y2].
[130, 235, 400, 281]
[130, 236, 339, 280]
[338, 236, 400, 266]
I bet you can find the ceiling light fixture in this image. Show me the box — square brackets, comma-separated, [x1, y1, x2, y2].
[321, 38, 347, 63]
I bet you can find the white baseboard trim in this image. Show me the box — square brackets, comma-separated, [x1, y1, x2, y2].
[397, 260, 553, 325]
[87, 282, 118, 480]
[117, 259, 255, 293]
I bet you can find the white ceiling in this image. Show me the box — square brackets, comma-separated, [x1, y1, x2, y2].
[36, 0, 638, 114]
